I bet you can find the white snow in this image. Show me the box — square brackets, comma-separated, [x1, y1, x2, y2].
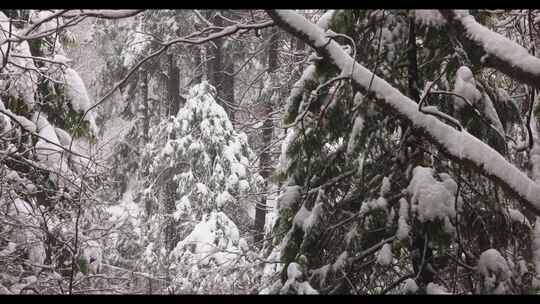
[33, 114, 76, 186]
[0, 17, 38, 110]
[54, 127, 72, 146]
[285, 64, 317, 122]
[0, 99, 36, 132]
[107, 178, 141, 231]
[63, 68, 98, 135]
[29, 10, 59, 33]
[195, 183, 208, 195]
[403, 278, 418, 294]
[10, 113, 36, 132]
[407, 166, 456, 223]
[171, 211, 241, 266]
[397, 198, 410, 241]
[278, 131, 296, 176]
[297, 201, 323, 232]
[453, 66, 481, 110]
[161, 140, 174, 156]
[293, 204, 311, 231]
[359, 196, 389, 216]
[508, 208, 530, 227]
[278, 185, 302, 211]
[280, 262, 319, 294]
[414, 10, 446, 27]
[380, 176, 391, 197]
[295, 281, 318, 294]
[64, 68, 91, 112]
[0, 242, 17, 257]
[426, 282, 450, 294]
[347, 114, 365, 155]
[333, 251, 348, 271]
[315, 10, 335, 30]
[216, 191, 234, 208]
[287, 262, 303, 280]
[481, 93, 504, 135]
[6, 197, 46, 273]
[238, 180, 250, 192]
[477, 248, 511, 284]
[83, 240, 102, 274]
[53, 54, 73, 65]
[376, 243, 392, 266]
[2, 40, 37, 109]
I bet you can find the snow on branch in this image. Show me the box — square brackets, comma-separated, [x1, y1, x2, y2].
[266, 9, 540, 216]
[0, 10, 144, 47]
[440, 10, 540, 91]
[62, 10, 144, 19]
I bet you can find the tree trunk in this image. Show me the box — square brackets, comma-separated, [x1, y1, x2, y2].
[254, 27, 279, 246]
[205, 11, 223, 96]
[192, 45, 203, 85]
[295, 37, 305, 77]
[162, 172, 178, 253]
[167, 54, 182, 117]
[141, 70, 150, 143]
[222, 56, 235, 121]
[161, 52, 185, 254]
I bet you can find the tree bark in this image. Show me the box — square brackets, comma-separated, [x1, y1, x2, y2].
[192, 45, 202, 85]
[162, 171, 178, 253]
[254, 27, 279, 246]
[167, 54, 182, 117]
[222, 56, 235, 121]
[295, 37, 306, 76]
[205, 11, 223, 95]
[141, 70, 150, 143]
[204, 11, 237, 120]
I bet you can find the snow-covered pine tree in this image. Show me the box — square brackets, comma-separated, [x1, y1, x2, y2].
[136, 81, 262, 293]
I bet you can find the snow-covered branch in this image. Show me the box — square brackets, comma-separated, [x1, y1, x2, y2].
[62, 10, 145, 19]
[0, 10, 144, 47]
[266, 9, 540, 216]
[440, 10, 540, 91]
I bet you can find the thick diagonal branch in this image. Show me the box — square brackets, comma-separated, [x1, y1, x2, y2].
[266, 9, 540, 216]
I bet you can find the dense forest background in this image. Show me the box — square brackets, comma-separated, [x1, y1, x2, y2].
[1, 9, 540, 294]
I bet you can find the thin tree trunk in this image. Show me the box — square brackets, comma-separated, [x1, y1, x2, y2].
[205, 11, 223, 97]
[254, 27, 279, 245]
[162, 173, 178, 253]
[142, 70, 150, 143]
[167, 54, 182, 116]
[161, 53, 185, 255]
[222, 57, 235, 121]
[216, 10, 235, 119]
[192, 45, 202, 85]
[295, 37, 305, 77]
